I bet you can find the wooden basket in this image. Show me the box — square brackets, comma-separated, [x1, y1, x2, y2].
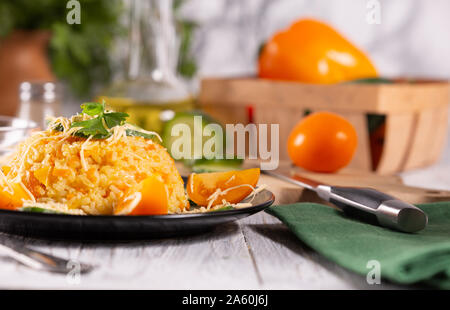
[198, 78, 450, 174]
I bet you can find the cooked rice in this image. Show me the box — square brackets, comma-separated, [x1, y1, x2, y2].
[3, 130, 188, 215]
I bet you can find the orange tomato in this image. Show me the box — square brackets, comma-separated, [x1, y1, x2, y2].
[287, 112, 357, 173]
[258, 19, 377, 84]
[0, 182, 33, 210]
[114, 175, 169, 215]
[187, 168, 260, 207]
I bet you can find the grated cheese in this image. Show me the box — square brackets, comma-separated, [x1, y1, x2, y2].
[0, 169, 14, 195]
[190, 173, 195, 193]
[20, 181, 35, 202]
[115, 192, 142, 215]
[205, 183, 267, 210]
[80, 135, 93, 171]
[224, 175, 235, 185]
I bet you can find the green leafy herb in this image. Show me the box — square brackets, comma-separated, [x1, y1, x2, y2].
[20, 207, 62, 214]
[188, 199, 198, 207]
[52, 123, 64, 132]
[80, 102, 104, 116]
[0, 1, 198, 96]
[177, 20, 197, 78]
[212, 206, 234, 212]
[72, 118, 109, 138]
[104, 112, 129, 128]
[173, 1, 197, 78]
[125, 129, 157, 140]
[71, 102, 128, 139]
[63, 102, 158, 141]
[0, 0, 124, 97]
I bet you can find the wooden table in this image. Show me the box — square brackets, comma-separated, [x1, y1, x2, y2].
[0, 161, 449, 289]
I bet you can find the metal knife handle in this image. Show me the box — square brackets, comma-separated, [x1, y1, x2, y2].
[316, 185, 428, 233]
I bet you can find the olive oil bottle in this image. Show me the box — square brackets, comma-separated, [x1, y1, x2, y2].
[97, 0, 194, 133]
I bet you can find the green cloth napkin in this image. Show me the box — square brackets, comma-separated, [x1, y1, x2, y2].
[266, 201, 450, 289]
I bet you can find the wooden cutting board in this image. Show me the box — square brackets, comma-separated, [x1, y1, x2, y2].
[258, 162, 450, 206]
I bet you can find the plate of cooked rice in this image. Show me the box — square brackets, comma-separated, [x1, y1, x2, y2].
[0, 102, 274, 240]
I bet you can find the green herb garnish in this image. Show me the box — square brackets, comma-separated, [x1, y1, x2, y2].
[188, 199, 198, 207]
[52, 123, 64, 132]
[212, 206, 234, 212]
[52, 102, 158, 141]
[71, 102, 128, 139]
[125, 129, 157, 140]
[20, 207, 62, 214]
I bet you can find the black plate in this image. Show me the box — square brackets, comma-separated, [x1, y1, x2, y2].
[0, 190, 274, 240]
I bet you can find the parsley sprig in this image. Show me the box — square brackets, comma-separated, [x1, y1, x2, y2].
[71, 102, 128, 139]
[54, 101, 158, 141]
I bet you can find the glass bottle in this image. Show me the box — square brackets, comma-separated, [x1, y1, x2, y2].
[98, 0, 194, 133]
[18, 81, 61, 130]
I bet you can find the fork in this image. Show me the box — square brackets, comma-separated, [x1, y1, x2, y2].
[0, 242, 94, 274]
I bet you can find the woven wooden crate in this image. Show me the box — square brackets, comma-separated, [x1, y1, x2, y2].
[198, 78, 450, 174]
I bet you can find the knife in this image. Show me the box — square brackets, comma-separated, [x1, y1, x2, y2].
[262, 170, 428, 233]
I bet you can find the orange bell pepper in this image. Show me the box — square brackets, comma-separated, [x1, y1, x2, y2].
[258, 18, 377, 84]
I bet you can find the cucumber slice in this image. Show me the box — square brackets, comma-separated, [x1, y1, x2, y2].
[191, 158, 243, 173]
[161, 111, 224, 160]
[192, 164, 237, 173]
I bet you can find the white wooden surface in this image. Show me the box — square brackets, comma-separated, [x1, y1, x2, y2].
[0, 210, 407, 290]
